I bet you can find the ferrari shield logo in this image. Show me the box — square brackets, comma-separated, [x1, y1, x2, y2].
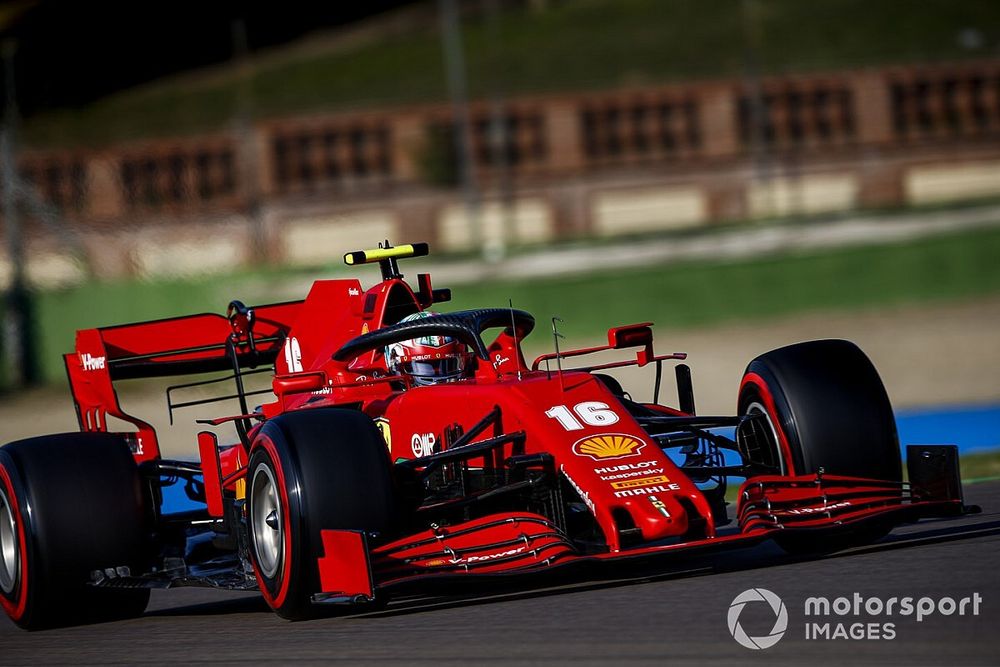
[375, 418, 391, 451]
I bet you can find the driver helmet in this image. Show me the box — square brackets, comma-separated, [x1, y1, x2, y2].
[384, 311, 471, 386]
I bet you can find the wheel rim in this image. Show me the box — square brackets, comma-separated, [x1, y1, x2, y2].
[0, 486, 18, 595]
[250, 463, 283, 580]
[746, 401, 787, 475]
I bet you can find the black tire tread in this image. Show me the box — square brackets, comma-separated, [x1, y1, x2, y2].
[249, 408, 394, 620]
[741, 339, 901, 481]
[0, 432, 150, 630]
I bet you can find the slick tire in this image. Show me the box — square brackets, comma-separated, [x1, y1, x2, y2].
[738, 339, 901, 553]
[0, 433, 151, 630]
[247, 408, 394, 620]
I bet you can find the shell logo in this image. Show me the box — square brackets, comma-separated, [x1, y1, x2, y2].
[572, 433, 646, 460]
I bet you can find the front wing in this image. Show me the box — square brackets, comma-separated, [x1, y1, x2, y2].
[313, 446, 972, 604]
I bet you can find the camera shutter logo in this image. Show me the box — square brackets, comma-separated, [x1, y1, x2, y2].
[727, 588, 788, 650]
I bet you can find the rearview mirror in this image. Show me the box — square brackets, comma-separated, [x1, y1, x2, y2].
[273, 371, 327, 396]
[607, 323, 653, 349]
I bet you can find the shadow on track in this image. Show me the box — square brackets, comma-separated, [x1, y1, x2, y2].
[139, 511, 999, 622]
[145, 595, 270, 618]
[347, 515, 1000, 621]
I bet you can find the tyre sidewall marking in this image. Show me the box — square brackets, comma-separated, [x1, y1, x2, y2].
[249, 435, 294, 609]
[0, 459, 29, 621]
[740, 372, 798, 476]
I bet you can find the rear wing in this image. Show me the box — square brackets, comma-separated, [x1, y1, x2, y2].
[64, 301, 302, 462]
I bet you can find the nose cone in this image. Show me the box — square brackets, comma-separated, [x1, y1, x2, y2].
[626, 489, 690, 542]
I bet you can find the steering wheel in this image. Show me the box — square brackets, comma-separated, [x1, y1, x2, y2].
[332, 308, 535, 363]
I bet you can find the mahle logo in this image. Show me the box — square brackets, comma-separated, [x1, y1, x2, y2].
[728, 588, 788, 650]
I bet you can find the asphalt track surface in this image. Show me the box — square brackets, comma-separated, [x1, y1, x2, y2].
[3, 482, 998, 666]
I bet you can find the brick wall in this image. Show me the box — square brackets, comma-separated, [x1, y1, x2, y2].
[6, 58, 1000, 282]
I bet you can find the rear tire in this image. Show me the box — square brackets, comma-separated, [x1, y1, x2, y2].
[247, 408, 394, 620]
[0, 433, 151, 630]
[738, 340, 901, 553]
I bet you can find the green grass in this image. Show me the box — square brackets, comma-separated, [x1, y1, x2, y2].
[449, 224, 1000, 342]
[961, 450, 1000, 482]
[7, 223, 999, 386]
[23, 0, 1000, 148]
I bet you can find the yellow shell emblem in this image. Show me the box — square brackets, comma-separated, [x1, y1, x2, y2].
[573, 434, 646, 460]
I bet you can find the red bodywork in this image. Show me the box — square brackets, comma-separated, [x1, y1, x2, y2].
[62, 258, 965, 604]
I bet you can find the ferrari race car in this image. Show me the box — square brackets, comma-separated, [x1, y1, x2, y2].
[0, 242, 972, 629]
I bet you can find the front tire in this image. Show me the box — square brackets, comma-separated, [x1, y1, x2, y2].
[0, 433, 151, 630]
[247, 408, 394, 620]
[738, 340, 901, 554]
[738, 339, 900, 480]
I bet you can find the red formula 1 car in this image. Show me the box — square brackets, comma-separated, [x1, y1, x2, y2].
[0, 242, 972, 628]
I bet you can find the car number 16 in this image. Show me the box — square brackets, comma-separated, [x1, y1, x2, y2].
[545, 401, 620, 431]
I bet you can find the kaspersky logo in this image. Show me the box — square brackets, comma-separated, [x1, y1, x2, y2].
[728, 588, 788, 650]
[572, 434, 646, 460]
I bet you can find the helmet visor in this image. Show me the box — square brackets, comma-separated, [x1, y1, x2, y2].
[402, 356, 465, 381]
